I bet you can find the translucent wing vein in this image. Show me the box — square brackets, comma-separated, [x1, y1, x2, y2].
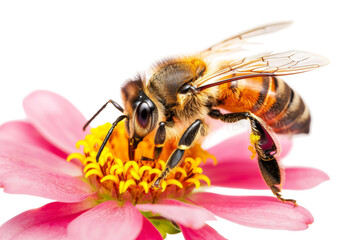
[197, 51, 329, 88]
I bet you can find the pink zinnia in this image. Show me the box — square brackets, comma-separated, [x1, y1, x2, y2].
[0, 90, 328, 239]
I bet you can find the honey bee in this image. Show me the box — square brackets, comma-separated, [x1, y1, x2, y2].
[83, 22, 328, 205]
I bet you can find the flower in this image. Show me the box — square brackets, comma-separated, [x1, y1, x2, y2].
[0, 90, 329, 239]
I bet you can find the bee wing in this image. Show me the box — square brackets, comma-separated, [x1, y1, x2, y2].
[196, 50, 329, 90]
[202, 22, 292, 56]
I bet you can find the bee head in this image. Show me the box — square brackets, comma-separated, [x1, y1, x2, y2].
[121, 76, 158, 149]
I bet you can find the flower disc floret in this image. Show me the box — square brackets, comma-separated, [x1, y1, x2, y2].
[67, 122, 215, 204]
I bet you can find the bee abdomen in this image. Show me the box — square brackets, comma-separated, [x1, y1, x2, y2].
[256, 77, 310, 134]
[217, 76, 310, 134]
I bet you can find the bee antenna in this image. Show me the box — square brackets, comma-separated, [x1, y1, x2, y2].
[83, 99, 124, 131]
[96, 115, 127, 163]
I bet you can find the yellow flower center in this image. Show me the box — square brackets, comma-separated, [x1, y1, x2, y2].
[67, 122, 216, 204]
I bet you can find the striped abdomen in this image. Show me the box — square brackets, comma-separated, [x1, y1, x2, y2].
[216, 76, 310, 134]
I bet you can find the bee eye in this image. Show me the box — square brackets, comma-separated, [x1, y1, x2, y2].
[136, 101, 151, 128]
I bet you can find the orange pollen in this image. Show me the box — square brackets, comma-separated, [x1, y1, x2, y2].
[67, 122, 216, 204]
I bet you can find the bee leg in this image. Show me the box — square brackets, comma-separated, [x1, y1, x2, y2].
[209, 109, 297, 205]
[258, 155, 297, 206]
[153, 119, 203, 188]
[154, 122, 166, 159]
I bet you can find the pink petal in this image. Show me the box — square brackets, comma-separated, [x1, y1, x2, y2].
[202, 160, 265, 189]
[207, 132, 292, 164]
[67, 201, 143, 240]
[0, 120, 67, 158]
[277, 135, 293, 158]
[187, 192, 313, 231]
[23, 90, 89, 154]
[203, 160, 329, 190]
[135, 216, 163, 240]
[0, 168, 94, 202]
[136, 198, 215, 229]
[284, 167, 330, 189]
[0, 200, 95, 240]
[181, 224, 227, 240]
[0, 138, 82, 177]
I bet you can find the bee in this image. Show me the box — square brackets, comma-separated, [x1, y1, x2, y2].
[83, 22, 328, 205]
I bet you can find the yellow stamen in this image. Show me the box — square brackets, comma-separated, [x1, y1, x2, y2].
[109, 164, 121, 175]
[194, 174, 211, 186]
[83, 157, 94, 165]
[124, 161, 140, 175]
[165, 179, 183, 189]
[130, 169, 141, 180]
[192, 167, 203, 174]
[119, 181, 125, 194]
[68, 121, 214, 204]
[184, 157, 196, 166]
[161, 181, 167, 192]
[99, 151, 113, 166]
[139, 181, 150, 193]
[67, 153, 84, 163]
[100, 175, 119, 184]
[84, 162, 101, 173]
[157, 160, 166, 171]
[139, 166, 152, 177]
[149, 168, 162, 176]
[185, 178, 201, 189]
[76, 140, 88, 149]
[175, 168, 187, 177]
[195, 157, 202, 166]
[122, 179, 136, 193]
[115, 167, 124, 176]
[85, 169, 104, 178]
[114, 158, 124, 167]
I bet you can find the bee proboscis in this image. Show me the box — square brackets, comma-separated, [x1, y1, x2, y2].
[83, 22, 328, 205]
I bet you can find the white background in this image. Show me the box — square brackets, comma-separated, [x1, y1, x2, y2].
[0, 1, 359, 239]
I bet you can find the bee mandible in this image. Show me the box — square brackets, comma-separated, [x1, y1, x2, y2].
[83, 22, 328, 205]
